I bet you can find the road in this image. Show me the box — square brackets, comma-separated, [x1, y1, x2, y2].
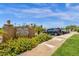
[20, 32, 77, 56]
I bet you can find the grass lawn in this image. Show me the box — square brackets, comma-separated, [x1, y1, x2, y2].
[52, 34, 79, 56]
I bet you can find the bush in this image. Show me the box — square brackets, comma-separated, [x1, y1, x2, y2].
[0, 33, 52, 56]
[33, 33, 51, 44]
[76, 28, 79, 32]
[0, 29, 3, 35]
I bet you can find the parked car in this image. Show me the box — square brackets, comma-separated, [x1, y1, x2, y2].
[43, 28, 69, 36]
[61, 29, 70, 34]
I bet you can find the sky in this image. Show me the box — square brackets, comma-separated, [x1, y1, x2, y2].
[0, 3, 79, 28]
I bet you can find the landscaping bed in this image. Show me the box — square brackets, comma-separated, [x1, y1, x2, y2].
[0, 33, 52, 56]
[52, 34, 79, 56]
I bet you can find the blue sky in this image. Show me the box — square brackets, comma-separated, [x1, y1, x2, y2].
[0, 3, 79, 28]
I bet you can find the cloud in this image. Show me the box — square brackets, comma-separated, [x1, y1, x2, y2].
[1, 3, 79, 28]
[0, 4, 79, 25]
[65, 3, 70, 8]
[0, 8, 54, 18]
[41, 21, 65, 28]
[0, 6, 78, 22]
[66, 4, 79, 12]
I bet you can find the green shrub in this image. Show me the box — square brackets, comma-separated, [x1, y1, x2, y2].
[0, 33, 52, 56]
[0, 29, 3, 35]
[34, 33, 51, 43]
[76, 28, 79, 32]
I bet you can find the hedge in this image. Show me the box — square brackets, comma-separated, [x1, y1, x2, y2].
[0, 33, 52, 56]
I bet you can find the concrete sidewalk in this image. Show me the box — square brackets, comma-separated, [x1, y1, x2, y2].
[20, 32, 77, 56]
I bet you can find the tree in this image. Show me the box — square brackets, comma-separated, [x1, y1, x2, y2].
[29, 24, 44, 34]
[65, 25, 77, 31]
[34, 25, 44, 34]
